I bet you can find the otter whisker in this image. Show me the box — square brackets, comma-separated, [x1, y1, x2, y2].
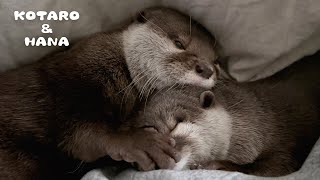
[68, 161, 85, 174]
[139, 11, 166, 35]
[139, 73, 156, 100]
[163, 82, 178, 95]
[119, 69, 149, 111]
[123, 72, 148, 102]
[227, 99, 244, 110]
[121, 50, 164, 106]
[215, 80, 228, 91]
[119, 60, 152, 111]
[173, 83, 185, 92]
[143, 71, 166, 113]
[151, 70, 176, 98]
[117, 68, 148, 95]
[143, 79, 158, 113]
[119, 66, 147, 97]
[152, 83, 167, 100]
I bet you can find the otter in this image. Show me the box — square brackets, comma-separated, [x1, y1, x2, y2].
[0, 7, 220, 179]
[127, 51, 320, 177]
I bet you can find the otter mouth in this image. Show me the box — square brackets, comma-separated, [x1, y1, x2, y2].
[190, 79, 216, 89]
[178, 74, 216, 89]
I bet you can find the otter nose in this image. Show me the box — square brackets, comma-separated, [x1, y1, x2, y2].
[195, 63, 213, 79]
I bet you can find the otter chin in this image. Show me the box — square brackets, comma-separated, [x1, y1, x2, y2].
[123, 7, 220, 94]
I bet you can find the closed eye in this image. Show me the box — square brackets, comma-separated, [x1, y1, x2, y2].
[174, 40, 185, 50]
[139, 125, 159, 132]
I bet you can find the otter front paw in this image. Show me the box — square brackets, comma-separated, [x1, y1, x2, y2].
[108, 129, 180, 171]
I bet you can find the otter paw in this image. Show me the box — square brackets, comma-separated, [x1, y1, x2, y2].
[189, 161, 232, 170]
[190, 163, 203, 170]
[108, 129, 180, 171]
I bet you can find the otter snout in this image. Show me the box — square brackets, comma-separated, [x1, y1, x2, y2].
[195, 63, 214, 79]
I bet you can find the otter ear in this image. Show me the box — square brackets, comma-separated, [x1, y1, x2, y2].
[136, 11, 147, 23]
[200, 91, 215, 109]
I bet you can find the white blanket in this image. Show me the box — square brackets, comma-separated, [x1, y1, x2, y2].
[82, 138, 320, 180]
[1, 0, 319, 179]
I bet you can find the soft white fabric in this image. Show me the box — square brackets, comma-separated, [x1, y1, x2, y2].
[1, 0, 320, 81]
[82, 138, 320, 180]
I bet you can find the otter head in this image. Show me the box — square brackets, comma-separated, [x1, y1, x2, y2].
[130, 86, 232, 170]
[123, 7, 220, 95]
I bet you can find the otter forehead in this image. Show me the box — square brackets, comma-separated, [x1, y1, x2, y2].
[122, 7, 219, 94]
[144, 8, 216, 52]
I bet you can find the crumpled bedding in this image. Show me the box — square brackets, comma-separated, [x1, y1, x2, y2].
[82, 139, 320, 180]
[1, 0, 320, 81]
[0, 0, 319, 179]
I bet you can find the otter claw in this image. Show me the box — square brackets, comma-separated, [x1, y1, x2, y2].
[190, 163, 203, 170]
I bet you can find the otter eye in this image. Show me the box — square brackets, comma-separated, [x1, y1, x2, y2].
[174, 40, 185, 50]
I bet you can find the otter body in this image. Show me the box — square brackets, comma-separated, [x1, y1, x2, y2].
[0, 29, 139, 180]
[130, 51, 320, 177]
[0, 7, 220, 179]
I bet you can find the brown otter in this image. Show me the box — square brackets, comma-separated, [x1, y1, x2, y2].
[0, 7, 220, 179]
[127, 51, 320, 177]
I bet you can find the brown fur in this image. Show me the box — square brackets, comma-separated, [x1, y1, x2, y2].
[0, 31, 142, 180]
[128, 51, 320, 176]
[0, 7, 212, 179]
[0, 7, 221, 179]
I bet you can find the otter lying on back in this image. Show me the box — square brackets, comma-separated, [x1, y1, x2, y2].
[127, 51, 320, 177]
[0, 7, 220, 179]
